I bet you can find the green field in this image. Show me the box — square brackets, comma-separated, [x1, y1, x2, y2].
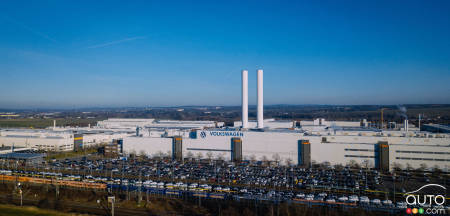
[45, 148, 99, 161]
[0, 118, 103, 129]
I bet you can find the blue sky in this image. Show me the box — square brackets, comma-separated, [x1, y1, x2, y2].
[0, 0, 449, 108]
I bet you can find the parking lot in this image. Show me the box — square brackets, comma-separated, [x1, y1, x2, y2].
[0, 153, 448, 213]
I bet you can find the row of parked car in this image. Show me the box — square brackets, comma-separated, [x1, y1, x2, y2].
[105, 178, 414, 209]
[39, 157, 392, 193]
[3, 168, 447, 211]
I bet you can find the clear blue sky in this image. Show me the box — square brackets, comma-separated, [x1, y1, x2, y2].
[1, 0, 449, 108]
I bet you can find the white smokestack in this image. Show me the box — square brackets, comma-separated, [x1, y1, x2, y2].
[241, 70, 248, 128]
[53, 120, 56, 130]
[404, 119, 408, 132]
[418, 114, 422, 131]
[257, 69, 264, 129]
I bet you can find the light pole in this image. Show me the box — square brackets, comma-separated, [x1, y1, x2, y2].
[108, 196, 115, 216]
[17, 182, 22, 206]
[393, 173, 396, 204]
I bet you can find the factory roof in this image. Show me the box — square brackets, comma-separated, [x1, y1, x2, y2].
[423, 124, 450, 133]
[327, 126, 382, 132]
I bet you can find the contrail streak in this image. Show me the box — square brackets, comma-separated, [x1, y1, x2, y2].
[86, 36, 146, 49]
[2, 15, 57, 42]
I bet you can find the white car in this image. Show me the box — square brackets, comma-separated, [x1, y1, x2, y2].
[318, 192, 327, 197]
[349, 195, 359, 202]
[326, 198, 336, 203]
[157, 182, 165, 188]
[338, 196, 348, 202]
[150, 182, 158, 188]
[382, 200, 392, 205]
[359, 196, 370, 203]
[295, 193, 305, 199]
[371, 199, 381, 205]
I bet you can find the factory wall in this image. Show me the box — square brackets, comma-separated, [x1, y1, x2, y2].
[124, 130, 301, 164]
[234, 119, 294, 129]
[183, 134, 232, 160]
[308, 135, 450, 170]
[240, 131, 299, 163]
[310, 137, 377, 167]
[389, 144, 449, 170]
[121, 128, 449, 170]
[301, 119, 361, 127]
[123, 137, 172, 157]
[190, 130, 301, 163]
[319, 135, 449, 146]
[97, 118, 155, 128]
[82, 133, 132, 147]
[122, 130, 301, 164]
[0, 136, 73, 151]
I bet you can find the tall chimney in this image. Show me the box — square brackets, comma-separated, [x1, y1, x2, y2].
[257, 69, 264, 129]
[53, 120, 56, 130]
[241, 70, 248, 128]
[404, 119, 408, 132]
[418, 114, 421, 131]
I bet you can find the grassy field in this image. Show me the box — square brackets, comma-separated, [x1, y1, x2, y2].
[0, 204, 75, 216]
[0, 118, 104, 129]
[45, 148, 99, 161]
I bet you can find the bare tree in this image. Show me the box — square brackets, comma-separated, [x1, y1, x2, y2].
[206, 151, 213, 161]
[156, 151, 164, 160]
[139, 150, 146, 161]
[285, 158, 293, 166]
[334, 163, 344, 170]
[272, 153, 281, 166]
[261, 155, 268, 164]
[432, 165, 442, 177]
[250, 154, 256, 164]
[186, 151, 194, 161]
[419, 163, 428, 171]
[347, 160, 360, 169]
[196, 152, 203, 161]
[392, 162, 403, 171]
[130, 149, 137, 158]
[216, 153, 224, 161]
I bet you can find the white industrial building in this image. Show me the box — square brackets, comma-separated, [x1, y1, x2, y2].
[0, 129, 74, 151]
[97, 118, 223, 130]
[0, 128, 133, 152]
[122, 69, 450, 171]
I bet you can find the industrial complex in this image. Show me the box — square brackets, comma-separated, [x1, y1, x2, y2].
[0, 70, 449, 172]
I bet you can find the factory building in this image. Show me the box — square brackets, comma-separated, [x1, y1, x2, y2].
[122, 69, 450, 171]
[97, 118, 223, 130]
[0, 128, 133, 152]
[0, 129, 74, 151]
[123, 127, 449, 170]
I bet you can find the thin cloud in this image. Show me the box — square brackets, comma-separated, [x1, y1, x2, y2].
[86, 36, 146, 49]
[2, 15, 58, 42]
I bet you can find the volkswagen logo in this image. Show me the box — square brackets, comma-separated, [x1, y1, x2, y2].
[200, 131, 207, 138]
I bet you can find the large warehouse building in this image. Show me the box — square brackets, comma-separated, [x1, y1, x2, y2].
[123, 127, 449, 171]
[0, 128, 133, 152]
